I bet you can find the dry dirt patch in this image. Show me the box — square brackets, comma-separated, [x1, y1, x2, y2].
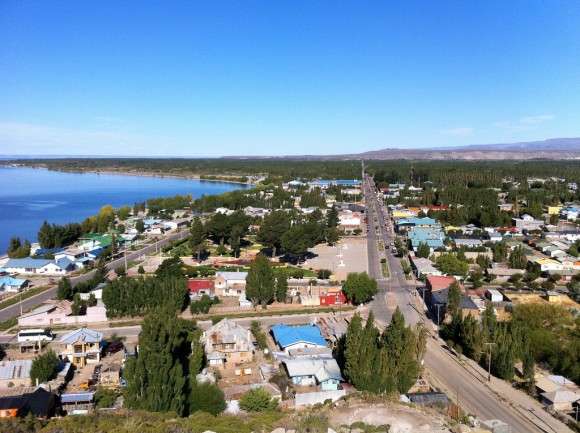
[329, 401, 451, 433]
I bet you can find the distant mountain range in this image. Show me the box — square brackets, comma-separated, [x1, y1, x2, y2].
[224, 137, 580, 160]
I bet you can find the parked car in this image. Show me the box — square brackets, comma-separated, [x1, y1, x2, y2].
[104, 341, 124, 355]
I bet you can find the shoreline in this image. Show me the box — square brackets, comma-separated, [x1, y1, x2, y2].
[3, 164, 254, 186]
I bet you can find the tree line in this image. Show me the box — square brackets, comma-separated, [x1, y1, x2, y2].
[9, 157, 363, 183]
[339, 309, 426, 394]
[441, 282, 580, 389]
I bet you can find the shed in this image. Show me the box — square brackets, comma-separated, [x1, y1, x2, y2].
[485, 289, 503, 303]
[545, 291, 559, 303]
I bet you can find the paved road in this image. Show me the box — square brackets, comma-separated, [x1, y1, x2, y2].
[361, 172, 556, 433]
[0, 229, 190, 324]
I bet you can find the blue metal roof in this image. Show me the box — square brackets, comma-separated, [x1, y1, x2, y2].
[0, 276, 27, 286]
[61, 392, 94, 403]
[271, 324, 328, 349]
[4, 258, 52, 269]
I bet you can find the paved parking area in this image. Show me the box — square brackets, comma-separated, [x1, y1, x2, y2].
[304, 238, 368, 281]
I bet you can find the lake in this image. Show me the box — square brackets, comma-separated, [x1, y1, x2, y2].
[0, 166, 248, 255]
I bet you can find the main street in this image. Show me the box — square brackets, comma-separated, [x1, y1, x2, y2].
[361, 173, 554, 433]
[0, 228, 190, 323]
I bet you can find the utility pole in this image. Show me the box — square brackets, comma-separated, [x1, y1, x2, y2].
[483, 342, 496, 382]
[435, 304, 444, 326]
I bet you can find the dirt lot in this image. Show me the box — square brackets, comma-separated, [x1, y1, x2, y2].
[328, 399, 451, 433]
[508, 292, 579, 309]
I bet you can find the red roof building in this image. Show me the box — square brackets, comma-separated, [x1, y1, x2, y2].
[187, 280, 215, 297]
[425, 275, 465, 306]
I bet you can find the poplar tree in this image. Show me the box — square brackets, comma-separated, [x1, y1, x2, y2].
[326, 204, 339, 228]
[188, 217, 206, 262]
[245, 254, 275, 308]
[57, 277, 73, 301]
[381, 307, 418, 393]
[124, 309, 189, 415]
[276, 275, 288, 303]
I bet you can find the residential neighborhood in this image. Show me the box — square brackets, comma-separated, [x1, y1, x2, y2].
[0, 167, 578, 433]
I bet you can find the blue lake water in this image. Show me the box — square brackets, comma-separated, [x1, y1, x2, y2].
[0, 166, 248, 255]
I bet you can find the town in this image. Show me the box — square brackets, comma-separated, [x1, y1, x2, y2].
[0, 161, 578, 433]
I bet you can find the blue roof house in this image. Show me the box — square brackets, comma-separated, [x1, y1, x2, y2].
[0, 276, 28, 292]
[408, 228, 446, 252]
[271, 324, 328, 354]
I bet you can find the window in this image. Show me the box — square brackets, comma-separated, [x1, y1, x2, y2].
[74, 344, 84, 354]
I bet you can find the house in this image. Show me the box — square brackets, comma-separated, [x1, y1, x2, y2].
[409, 257, 443, 277]
[486, 267, 525, 283]
[0, 360, 32, 387]
[59, 328, 103, 368]
[214, 271, 248, 297]
[533, 258, 564, 273]
[407, 228, 445, 252]
[271, 324, 329, 354]
[512, 214, 544, 231]
[498, 203, 514, 212]
[187, 279, 215, 298]
[541, 389, 580, 411]
[431, 289, 480, 319]
[425, 275, 464, 306]
[60, 392, 94, 415]
[487, 232, 503, 243]
[319, 287, 346, 306]
[202, 319, 253, 369]
[282, 358, 343, 390]
[18, 301, 108, 328]
[0, 276, 28, 292]
[4, 258, 53, 275]
[0, 387, 55, 419]
[450, 236, 484, 248]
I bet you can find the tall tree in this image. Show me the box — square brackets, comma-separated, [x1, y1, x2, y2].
[280, 225, 310, 261]
[342, 272, 378, 305]
[30, 350, 58, 386]
[446, 281, 463, 321]
[326, 204, 339, 228]
[508, 246, 527, 269]
[188, 217, 206, 263]
[245, 254, 276, 308]
[206, 212, 229, 245]
[276, 275, 288, 303]
[381, 307, 418, 393]
[257, 210, 291, 257]
[124, 309, 190, 415]
[37, 220, 53, 249]
[57, 277, 73, 301]
[135, 218, 145, 233]
[416, 242, 430, 259]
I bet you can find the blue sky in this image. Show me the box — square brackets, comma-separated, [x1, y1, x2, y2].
[1, 1, 579, 157]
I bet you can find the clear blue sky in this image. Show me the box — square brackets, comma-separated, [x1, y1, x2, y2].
[1, 1, 579, 157]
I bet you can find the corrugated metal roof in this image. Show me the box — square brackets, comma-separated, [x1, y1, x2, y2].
[59, 328, 102, 345]
[271, 324, 328, 349]
[0, 360, 32, 381]
[4, 258, 52, 269]
[19, 304, 56, 319]
[61, 392, 94, 403]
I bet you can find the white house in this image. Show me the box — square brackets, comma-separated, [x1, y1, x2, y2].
[0, 276, 28, 292]
[4, 258, 75, 276]
[214, 271, 248, 297]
